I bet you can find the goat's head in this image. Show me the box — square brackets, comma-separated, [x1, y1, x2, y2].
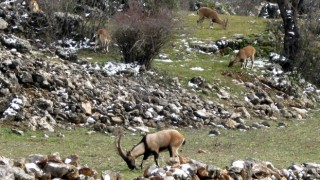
[228, 59, 236, 67]
[115, 134, 137, 170]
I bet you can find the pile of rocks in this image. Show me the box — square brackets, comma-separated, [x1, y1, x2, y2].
[0, 45, 318, 135]
[0, 152, 124, 180]
[136, 157, 320, 180]
[0, 0, 319, 134]
[2, 153, 319, 180]
[0, 0, 319, 135]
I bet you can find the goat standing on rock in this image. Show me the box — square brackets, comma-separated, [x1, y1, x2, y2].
[115, 129, 185, 170]
[228, 45, 256, 69]
[197, 7, 228, 30]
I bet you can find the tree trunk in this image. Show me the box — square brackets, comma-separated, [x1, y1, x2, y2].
[277, 0, 302, 70]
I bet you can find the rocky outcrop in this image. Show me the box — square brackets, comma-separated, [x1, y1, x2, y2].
[2, 154, 320, 180]
[0, 34, 32, 53]
[0, 43, 319, 133]
[138, 157, 320, 180]
[0, 0, 318, 134]
[259, 2, 280, 19]
[0, 153, 101, 180]
[0, 48, 232, 132]
[0, 18, 8, 30]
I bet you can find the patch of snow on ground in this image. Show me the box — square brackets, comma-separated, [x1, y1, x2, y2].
[83, 62, 141, 76]
[188, 81, 197, 88]
[190, 67, 204, 71]
[3, 0, 16, 4]
[304, 83, 316, 94]
[154, 59, 173, 63]
[3, 98, 23, 117]
[254, 58, 270, 68]
[53, 37, 92, 52]
[102, 62, 141, 76]
[159, 54, 169, 59]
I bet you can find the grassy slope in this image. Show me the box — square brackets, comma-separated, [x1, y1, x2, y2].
[1, 11, 320, 179]
[1, 111, 320, 179]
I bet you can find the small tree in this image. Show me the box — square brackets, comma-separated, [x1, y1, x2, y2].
[110, 0, 175, 70]
[277, 0, 302, 71]
[276, 0, 320, 86]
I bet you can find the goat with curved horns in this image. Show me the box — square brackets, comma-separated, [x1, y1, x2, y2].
[115, 129, 185, 170]
[197, 7, 228, 30]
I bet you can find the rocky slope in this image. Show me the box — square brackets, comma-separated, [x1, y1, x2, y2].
[1, 1, 320, 180]
[0, 0, 319, 135]
[0, 43, 319, 134]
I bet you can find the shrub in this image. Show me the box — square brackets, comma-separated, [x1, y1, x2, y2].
[110, 0, 175, 70]
[21, 0, 119, 45]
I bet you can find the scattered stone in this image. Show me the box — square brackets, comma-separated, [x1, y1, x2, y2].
[11, 128, 24, 135]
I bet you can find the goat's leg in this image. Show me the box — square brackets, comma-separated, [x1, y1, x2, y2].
[102, 41, 107, 52]
[153, 153, 160, 167]
[106, 42, 109, 52]
[197, 17, 204, 28]
[94, 39, 98, 52]
[250, 56, 254, 69]
[208, 20, 213, 29]
[140, 160, 144, 169]
[169, 147, 173, 157]
[140, 154, 150, 169]
[244, 58, 249, 68]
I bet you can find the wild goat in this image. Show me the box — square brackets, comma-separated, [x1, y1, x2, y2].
[29, 0, 41, 13]
[197, 7, 228, 30]
[115, 129, 185, 170]
[94, 28, 112, 53]
[228, 45, 256, 69]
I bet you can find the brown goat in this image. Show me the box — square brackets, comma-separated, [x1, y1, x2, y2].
[94, 28, 112, 53]
[197, 7, 228, 30]
[228, 45, 256, 69]
[115, 129, 185, 170]
[29, 0, 41, 13]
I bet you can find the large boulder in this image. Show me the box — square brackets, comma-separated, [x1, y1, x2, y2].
[0, 34, 32, 53]
[0, 18, 8, 30]
[259, 2, 280, 19]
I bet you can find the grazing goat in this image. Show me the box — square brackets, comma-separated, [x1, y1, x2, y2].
[94, 28, 112, 53]
[29, 0, 41, 13]
[115, 129, 185, 170]
[197, 7, 228, 30]
[228, 45, 256, 69]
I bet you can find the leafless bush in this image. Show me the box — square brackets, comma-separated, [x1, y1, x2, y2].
[23, 0, 116, 45]
[110, 0, 175, 70]
[291, 2, 320, 86]
[266, 20, 283, 53]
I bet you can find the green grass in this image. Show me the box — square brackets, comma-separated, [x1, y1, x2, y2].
[1, 111, 320, 179]
[152, 11, 269, 94]
[177, 11, 268, 40]
[2, 11, 320, 179]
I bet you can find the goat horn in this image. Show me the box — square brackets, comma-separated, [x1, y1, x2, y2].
[115, 134, 128, 160]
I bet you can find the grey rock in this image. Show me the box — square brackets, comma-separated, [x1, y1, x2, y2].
[0, 34, 32, 53]
[0, 18, 8, 30]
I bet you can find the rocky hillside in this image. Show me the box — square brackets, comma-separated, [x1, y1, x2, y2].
[0, 0, 319, 135]
[1, 1, 320, 180]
